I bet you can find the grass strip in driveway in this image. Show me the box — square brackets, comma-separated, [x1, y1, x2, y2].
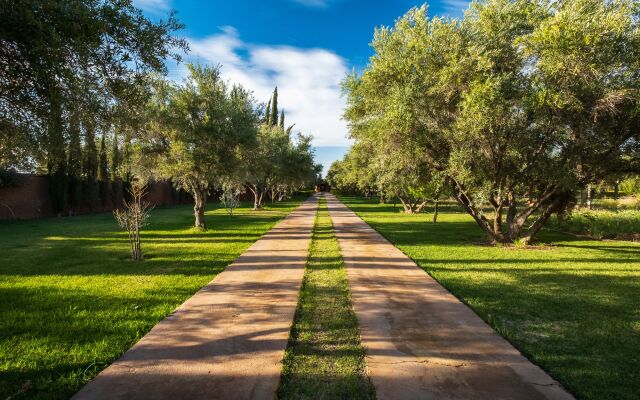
[277, 196, 375, 400]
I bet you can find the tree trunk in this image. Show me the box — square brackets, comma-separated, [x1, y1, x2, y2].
[433, 200, 439, 223]
[614, 180, 619, 201]
[415, 200, 428, 213]
[193, 188, 207, 229]
[519, 193, 569, 245]
[586, 184, 592, 210]
[449, 177, 503, 242]
[253, 188, 264, 210]
[399, 198, 412, 214]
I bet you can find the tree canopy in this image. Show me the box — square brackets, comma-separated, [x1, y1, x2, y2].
[0, 0, 187, 213]
[342, 0, 640, 243]
[139, 65, 259, 228]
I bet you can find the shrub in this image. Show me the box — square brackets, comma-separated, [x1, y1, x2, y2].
[620, 176, 640, 197]
[600, 197, 640, 211]
[551, 209, 640, 239]
[113, 184, 153, 261]
[220, 183, 243, 216]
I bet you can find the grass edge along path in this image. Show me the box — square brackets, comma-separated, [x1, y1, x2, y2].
[277, 196, 375, 399]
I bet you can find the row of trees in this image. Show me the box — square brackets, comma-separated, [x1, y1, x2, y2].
[1, 0, 320, 229]
[335, 0, 640, 244]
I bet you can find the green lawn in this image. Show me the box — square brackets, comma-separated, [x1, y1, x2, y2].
[278, 197, 375, 399]
[0, 199, 302, 400]
[338, 195, 640, 400]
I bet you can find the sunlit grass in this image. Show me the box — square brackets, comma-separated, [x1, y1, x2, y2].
[338, 195, 640, 400]
[0, 199, 302, 400]
[278, 197, 375, 399]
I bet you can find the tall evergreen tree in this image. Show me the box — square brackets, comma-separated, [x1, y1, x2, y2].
[97, 134, 109, 206]
[265, 98, 272, 125]
[110, 133, 120, 206]
[270, 87, 278, 126]
[67, 111, 83, 211]
[279, 110, 285, 129]
[47, 84, 68, 213]
[120, 136, 133, 203]
[84, 125, 98, 210]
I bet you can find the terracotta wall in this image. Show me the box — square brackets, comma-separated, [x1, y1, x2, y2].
[0, 174, 190, 220]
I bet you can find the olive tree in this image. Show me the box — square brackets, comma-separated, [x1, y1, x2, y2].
[344, 0, 640, 244]
[143, 64, 258, 229]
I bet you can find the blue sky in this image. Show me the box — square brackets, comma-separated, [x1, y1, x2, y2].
[134, 0, 470, 175]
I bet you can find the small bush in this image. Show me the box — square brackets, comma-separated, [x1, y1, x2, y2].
[113, 184, 153, 261]
[620, 176, 640, 197]
[599, 197, 639, 210]
[219, 182, 243, 216]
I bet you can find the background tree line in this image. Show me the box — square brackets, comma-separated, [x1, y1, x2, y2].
[331, 0, 640, 244]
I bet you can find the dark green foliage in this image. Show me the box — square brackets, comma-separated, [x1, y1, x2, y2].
[279, 109, 285, 129]
[110, 134, 120, 206]
[48, 166, 68, 214]
[67, 113, 83, 210]
[110, 134, 119, 182]
[47, 86, 67, 213]
[97, 135, 109, 206]
[120, 138, 133, 203]
[84, 127, 98, 210]
[265, 98, 272, 125]
[270, 87, 278, 127]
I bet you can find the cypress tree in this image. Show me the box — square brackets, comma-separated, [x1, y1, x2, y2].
[265, 98, 271, 125]
[279, 110, 285, 129]
[110, 133, 120, 207]
[47, 85, 68, 213]
[121, 136, 133, 203]
[97, 134, 109, 206]
[67, 111, 83, 211]
[84, 124, 98, 210]
[270, 87, 278, 126]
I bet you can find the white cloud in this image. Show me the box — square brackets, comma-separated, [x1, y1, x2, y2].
[171, 27, 351, 147]
[133, 0, 171, 14]
[291, 0, 330, 7]
[441, 0, 471, 15]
